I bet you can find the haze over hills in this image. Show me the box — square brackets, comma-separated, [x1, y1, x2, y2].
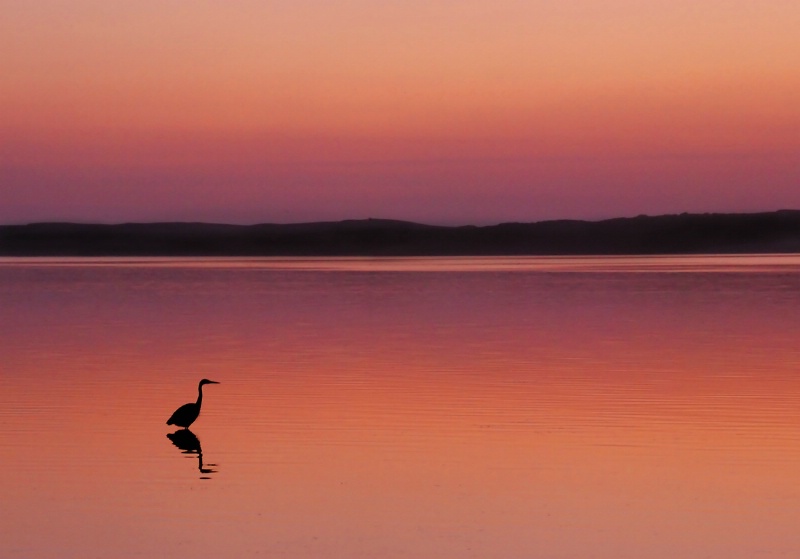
[2, 211, 800, 256]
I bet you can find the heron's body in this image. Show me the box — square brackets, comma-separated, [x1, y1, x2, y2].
[167, 379, 219, 428]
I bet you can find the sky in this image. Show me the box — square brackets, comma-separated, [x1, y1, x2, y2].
[2, 1, 799, 225]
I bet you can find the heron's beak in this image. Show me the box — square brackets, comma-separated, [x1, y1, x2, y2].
[208, 380, 220, 384]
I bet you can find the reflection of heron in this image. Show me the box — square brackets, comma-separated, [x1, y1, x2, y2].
[168, 428, 201, 452]
[167, 429, 217, 476]
[166, 379, 219, 428]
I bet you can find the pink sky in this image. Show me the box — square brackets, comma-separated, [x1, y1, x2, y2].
[2, 1, 799, 225]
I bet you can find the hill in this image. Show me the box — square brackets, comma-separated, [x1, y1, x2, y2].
[3, 211, 800, 256]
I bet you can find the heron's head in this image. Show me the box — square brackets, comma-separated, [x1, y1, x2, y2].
[200, 379, 220, 386]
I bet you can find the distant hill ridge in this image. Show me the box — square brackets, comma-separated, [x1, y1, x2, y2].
[3, 211, 800, 256]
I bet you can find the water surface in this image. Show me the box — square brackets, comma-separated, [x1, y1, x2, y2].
[2, 256, 800, 558]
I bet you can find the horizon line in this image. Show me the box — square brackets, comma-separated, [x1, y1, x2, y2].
[4, 208, 800, 229]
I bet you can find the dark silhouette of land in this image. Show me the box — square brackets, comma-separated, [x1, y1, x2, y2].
[3, 211, 800, 256]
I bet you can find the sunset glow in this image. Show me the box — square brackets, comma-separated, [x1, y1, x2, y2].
[2, 2, 799, 224]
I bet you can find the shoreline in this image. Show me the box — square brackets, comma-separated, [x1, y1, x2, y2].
[3, 210, 800, 256]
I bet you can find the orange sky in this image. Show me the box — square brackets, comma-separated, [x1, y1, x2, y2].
[2, 1, 799, 224]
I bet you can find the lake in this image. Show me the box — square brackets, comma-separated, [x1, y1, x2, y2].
[2, 255, 800, 558]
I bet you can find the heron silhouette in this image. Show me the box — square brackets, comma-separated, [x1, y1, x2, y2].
[166, 379, 220, 428]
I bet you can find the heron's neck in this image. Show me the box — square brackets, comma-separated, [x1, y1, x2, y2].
[196, 384, 204, 407]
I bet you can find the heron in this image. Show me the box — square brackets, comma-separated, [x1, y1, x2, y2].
[166, 379, 220, 429]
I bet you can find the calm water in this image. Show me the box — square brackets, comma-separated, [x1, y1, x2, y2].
[2, 256, 800, 558]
